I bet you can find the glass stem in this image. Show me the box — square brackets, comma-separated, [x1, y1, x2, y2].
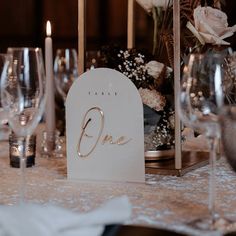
[208, 137, 218, 224]
[19, 137, 26, 204]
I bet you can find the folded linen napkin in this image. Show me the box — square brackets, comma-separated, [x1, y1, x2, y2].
[0, 196, 131, 236]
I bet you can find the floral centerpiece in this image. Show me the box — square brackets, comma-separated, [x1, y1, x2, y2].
[101, 45, 175, 151]
[101, 0, 236, 152]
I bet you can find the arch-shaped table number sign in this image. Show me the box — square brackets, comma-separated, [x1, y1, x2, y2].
[66, 68, 145, 183]
[77, 0, 209, 176]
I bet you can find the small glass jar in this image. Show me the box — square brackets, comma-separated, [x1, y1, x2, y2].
[9, 133, 36, 168]
[40, 130, 65, 158]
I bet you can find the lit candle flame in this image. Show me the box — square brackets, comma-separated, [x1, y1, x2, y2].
[46, 21, 51, 37]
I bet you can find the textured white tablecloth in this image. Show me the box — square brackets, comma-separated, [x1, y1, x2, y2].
[0, 139, 236, 236]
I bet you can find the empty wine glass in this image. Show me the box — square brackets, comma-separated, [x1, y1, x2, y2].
[86, 50, 101, 70]
[179, 52, 233, 230]
[220, 106, 236, 172]
[220, 52, 236, 173]
[1, 47, 46, 202]
[54, 48, 78, 104]
[0, 54, 10, 140]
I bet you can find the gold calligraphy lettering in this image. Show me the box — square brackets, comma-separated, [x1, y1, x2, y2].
[115, 136, 132, 145]
[77, 107, 132, 159]
[77, 107, 104, 158]
[101, 134, 113, 144]
[101, 135, 132, 145]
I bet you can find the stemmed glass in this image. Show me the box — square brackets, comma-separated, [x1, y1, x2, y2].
[0, 54, 10, 139]
[54, 48, 78, 104]
[179, 52, 231, 230]
[85, 50, 101, 70]
[219, 53, 236, 221]
[1, 47, 46, 202]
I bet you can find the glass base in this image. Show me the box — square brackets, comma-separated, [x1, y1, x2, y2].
[40, 130, 65, 158]
[10, 156, 35, 168]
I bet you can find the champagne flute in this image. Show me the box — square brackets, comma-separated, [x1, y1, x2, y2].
[54, 48, 78, 104]
[179, 52, 232, 230]
[1, 47, 46, 202]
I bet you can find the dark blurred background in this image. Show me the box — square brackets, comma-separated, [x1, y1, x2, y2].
[0, 0, 153, 54]
[0, 0, 235, 55]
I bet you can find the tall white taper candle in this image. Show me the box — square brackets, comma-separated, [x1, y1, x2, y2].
[78, 0, 85, 75]
[45, 21, 56, 139]
[127, 0, 135, 49]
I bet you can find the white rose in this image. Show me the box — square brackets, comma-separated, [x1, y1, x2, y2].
[136, 0, 171, 12]
[187, 6, 236, 45]
[152, 0, 172, 9]
[136, 0, 153, 12]
[146, 60, 164, 79]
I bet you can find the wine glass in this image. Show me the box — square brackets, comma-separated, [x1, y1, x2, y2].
[220, 52, 236, 172]
[1, 47, 46, 202]
[0, 53, 10, 140]
[179, 52, 232, 230]
[85, 50, 101, 70]
[220, 106, 236, 172]
[54, 48, 78, 104]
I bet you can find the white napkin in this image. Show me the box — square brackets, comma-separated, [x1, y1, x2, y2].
[0, 196, 131, 236]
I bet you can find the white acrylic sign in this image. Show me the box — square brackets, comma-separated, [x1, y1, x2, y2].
[66, 68, 145, 183]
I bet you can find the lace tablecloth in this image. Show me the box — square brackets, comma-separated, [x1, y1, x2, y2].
[0, 140, 236, 236]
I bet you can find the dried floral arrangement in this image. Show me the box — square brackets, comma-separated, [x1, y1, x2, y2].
[138, 0, 236, 62]
[101, 45, 175, 150]
[101, 0, 236, 151]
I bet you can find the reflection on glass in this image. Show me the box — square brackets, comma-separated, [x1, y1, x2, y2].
[179, 52, 234, 230]
[86, 50, 101, 71]
[0, 53, 10, 140]
[54, 48, 78, 104]
[1, 47, 46, 202]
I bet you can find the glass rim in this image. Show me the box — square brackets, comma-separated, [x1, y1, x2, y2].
[7, 47, 43, 53]
[56, 48, 77, 52]
[188, 51, 227, 58]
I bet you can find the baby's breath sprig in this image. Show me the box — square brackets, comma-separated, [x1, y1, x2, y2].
[101, 46, 155, 89]
[116, 49, 155, 89]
